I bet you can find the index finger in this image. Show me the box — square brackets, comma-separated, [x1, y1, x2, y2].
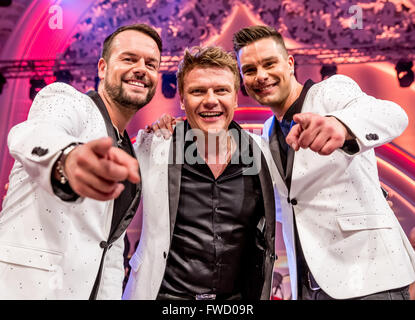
[293, 113, 312, 130]
[107, 147, 140, 183]
[285, 124, 302, 151]
[89, 137, 114, 158]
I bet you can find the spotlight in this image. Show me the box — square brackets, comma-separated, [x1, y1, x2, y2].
[162, 73, 177, 99]
[320, 64, 337, 80]
[29, 78, 47, 100]
[0, 72, 6, 94]
[395, 59, 414, 88]
[0, 0, 12, 7]
[54, 70, 73, 84]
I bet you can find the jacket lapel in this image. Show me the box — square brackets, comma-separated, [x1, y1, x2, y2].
[285, 147, 295, 191]
[268, 80, 316, 191]
[108, 130, 141, 243]
[85, 90, 141, 243]
[168, 121, 185, 241]
[268, 117, 285, 180]
[241, 129, 276, 299]
[86, 91, 118, 146]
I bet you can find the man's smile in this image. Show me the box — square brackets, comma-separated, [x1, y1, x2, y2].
[253, 81, 279, 94]
[124, 79, 149, 89]
[198, 111, 225, 122]
[199, 111, 224, 118]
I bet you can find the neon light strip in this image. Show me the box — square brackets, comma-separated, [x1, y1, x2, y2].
[235, 107, 273, 113]
[240, 124, 264, 130]
[377, 157, 415, 190]
[380, 143, 415, 167]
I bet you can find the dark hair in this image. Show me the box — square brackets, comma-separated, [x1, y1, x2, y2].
[176, 46, 240, 96]
[101, 23, 162, 60]
[233, 25, 287, 56]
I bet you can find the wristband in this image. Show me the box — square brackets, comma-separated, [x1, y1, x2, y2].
[56, 143, 82, 184]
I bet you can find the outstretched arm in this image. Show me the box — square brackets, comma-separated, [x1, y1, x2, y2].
[286, 75, 408, 156]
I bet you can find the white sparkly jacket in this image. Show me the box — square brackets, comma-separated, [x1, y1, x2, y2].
[0, 83, 126, 299]
[123, 124, 278, 300]
[263, 75, 415, 299]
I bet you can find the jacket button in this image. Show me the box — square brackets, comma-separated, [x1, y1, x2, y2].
[290, 198, 297, 205]
[99, 241, 108, 248]
[163, 251, 167, 259]
[373, 134, 379, 140]
[365, 134, 372, 140]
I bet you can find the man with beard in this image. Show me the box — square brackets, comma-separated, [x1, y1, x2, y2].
[0, 24, 161, 299]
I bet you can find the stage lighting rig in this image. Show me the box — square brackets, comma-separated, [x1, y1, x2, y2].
[395, 59, 414, 88]
[0, 72, 6, 94]
[162, 72, 177, 99]
[320, 64, 337, 81]
[0, 0, 12, 7]
[54, 70, 73, 84]
[29, 78, 46, 100]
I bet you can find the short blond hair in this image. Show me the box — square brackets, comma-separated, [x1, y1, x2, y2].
[176, 46, 240, 96]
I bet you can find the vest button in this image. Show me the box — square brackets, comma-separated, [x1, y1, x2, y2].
[290, 198, 298, 205]
[99, 241, 108, 248]
[163, 251, 167, 259]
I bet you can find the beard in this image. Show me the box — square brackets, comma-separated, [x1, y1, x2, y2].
[104, 79, 156, 112]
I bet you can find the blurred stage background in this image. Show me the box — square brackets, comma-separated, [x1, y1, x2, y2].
[0, 0, 414, 299]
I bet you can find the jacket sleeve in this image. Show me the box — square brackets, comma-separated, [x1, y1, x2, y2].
[317, 75, 408, 155]
[7, 82, 92, 199]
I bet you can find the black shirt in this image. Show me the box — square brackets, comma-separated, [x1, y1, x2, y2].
[110, 129, 137, 237]
[159, 121, 264, 298]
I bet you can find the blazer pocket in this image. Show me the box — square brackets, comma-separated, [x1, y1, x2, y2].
[0, 243, 63, 271]
[336, 214, 393, 232]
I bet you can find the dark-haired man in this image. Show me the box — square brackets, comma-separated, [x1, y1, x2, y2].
[233, 25, 415, 300]
[0, 24, 161, 299]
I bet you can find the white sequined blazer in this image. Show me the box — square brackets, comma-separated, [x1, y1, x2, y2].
[0, 83, 126, 299]
[262, 75, 415, 299]
[123, 124, 278, 300]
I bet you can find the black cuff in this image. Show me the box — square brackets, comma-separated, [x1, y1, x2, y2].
[341, 139, 359, 155]
[51, 177, 79, 202]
